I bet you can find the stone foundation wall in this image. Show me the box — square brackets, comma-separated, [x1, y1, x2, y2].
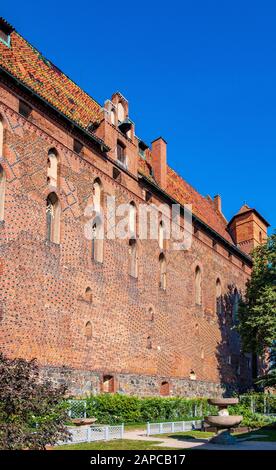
[41, 365, 230, 398]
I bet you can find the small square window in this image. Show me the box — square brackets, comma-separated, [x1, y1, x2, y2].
[113, 167, 121, 182]
[73, 139, 83, 154]
[19, 100, 32, 119]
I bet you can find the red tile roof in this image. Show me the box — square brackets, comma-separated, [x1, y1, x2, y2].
[138, 155, 234, 244]
[0, 20, 234, 245]
[0, 28, 102, 129]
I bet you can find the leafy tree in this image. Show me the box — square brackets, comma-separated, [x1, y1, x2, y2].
[238, 233, 276, 379]
[0, 354, 70, 450]
[255, 347, 276, 388]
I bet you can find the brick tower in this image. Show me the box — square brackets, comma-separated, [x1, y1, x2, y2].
[228, 204, 270, 255]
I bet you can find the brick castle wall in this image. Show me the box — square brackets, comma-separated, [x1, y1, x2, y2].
[0, 81, 252, 397]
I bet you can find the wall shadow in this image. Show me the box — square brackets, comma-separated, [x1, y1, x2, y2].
[215, 284, 253, 396]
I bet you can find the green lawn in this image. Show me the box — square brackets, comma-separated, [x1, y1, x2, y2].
[152, 430, 214, 440]
[56, 439, 176, 450]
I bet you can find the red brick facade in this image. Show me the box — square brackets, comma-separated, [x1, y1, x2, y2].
[0, 20, 269, 397]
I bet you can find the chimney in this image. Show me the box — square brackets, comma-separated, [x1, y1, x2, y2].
[213, 195, 222, 213]
[151, 137, 167, 189]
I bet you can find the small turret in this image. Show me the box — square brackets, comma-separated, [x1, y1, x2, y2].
[228, 204, 270, 255]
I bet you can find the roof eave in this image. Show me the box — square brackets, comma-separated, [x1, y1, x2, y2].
[139, 173, 252, 266]
[0, 65, 110, 153]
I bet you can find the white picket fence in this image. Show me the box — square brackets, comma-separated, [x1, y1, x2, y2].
[147, 419, 202, 436]
[60, 424, 124, 444]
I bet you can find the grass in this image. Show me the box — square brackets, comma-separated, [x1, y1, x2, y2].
[56, 439, 176, 450]
[152, 430, 214, 440]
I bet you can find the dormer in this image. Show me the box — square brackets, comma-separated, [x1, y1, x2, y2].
[0, 17, 14, 47]
[228, 204, 270, 255]
[95, 92, 138, 177]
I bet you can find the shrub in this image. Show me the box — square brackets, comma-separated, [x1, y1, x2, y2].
[82, 394, 216, 424]
[0, 354, 69, 450]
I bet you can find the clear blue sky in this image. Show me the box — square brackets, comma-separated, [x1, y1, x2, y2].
[2, 1, 275, 231]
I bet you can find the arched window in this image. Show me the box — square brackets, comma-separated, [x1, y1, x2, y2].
[232, 288, 239, 323]
[216, 278, 222, 314]
[93, 178, 102, 213]
[147, 336, 152, 349]
[159, 253, 167, 290]
[91, 216, 104, 263]
[47, 148, 58, 187]
[129, 202, 136, 238]
[129, 239, 138, 278]
[85, 287, 93, 303]
[0, 117, 4, 156]
[117, 102, 125, 123]
[110, 108, 116, 125]
[190, 370, 197, 381]
[159, 221, 165, 250]
[46, 193, 60, 244]
[85, 321, 92, 340]
[0, 165, 6, 221]
[195, 266, 202, 305]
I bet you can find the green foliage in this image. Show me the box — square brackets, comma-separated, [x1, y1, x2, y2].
[73, 392, 276, 431]
[238, 233, 276, 355]
[82, 394, 216, 425]
[0, 353, 69, 450]
[256, 347, 276, 388]
[228, 392, 276, 428]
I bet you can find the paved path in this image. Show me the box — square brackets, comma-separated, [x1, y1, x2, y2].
[124, 429, 276, 451]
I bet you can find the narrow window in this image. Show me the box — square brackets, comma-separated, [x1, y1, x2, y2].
[47, 149, 58, 187]
[117, 141, 126, 166]
[91, 179, 104, 262]
[159, 253, 167, 290]
[129, 202, 136, 238]
[216, 278, 222, 314]
[147, 336, 152, 350]
[46, 193, 61, 244]
[85, 321, 92, 340]
[0, 165, 6, 221]
[110, 108, 116, 125]
[93, 179, 102, 213]
[129, 239, 138, 278]
[148, 307, 154, 322]
[85, 287, 93, 303]
[117, 102, 125, 123]
[195, 266, 202, 305]
[159, 221, 164, 250]
[91, 217, 104, 263]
